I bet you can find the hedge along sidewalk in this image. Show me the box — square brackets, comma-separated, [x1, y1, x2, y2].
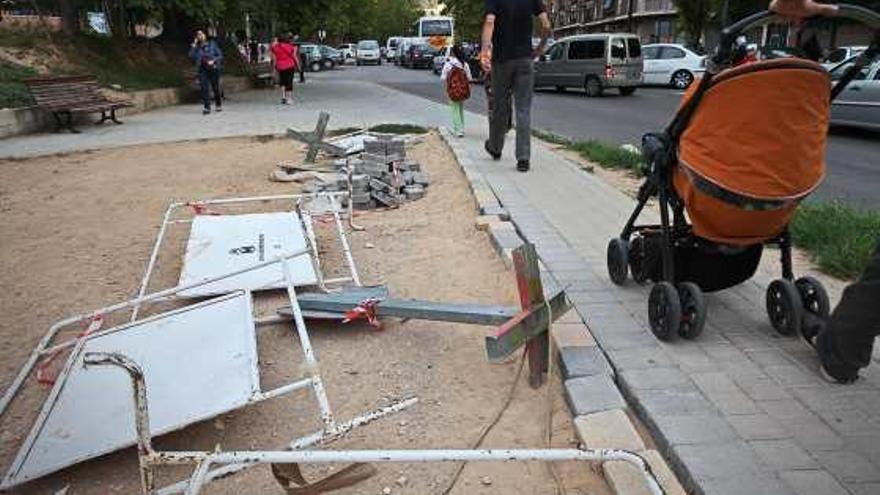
[440, 127, 687, 495]
[532, 130, 878, 281]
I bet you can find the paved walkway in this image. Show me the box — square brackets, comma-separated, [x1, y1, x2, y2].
[442, 126, 880, 495]
[2, 73, 878, 495]
[0, 74, 440, 159]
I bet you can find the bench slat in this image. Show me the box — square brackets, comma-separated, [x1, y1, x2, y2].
[25, 75, 132, 110]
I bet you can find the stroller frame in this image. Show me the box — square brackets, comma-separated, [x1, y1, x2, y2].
[607, 4, 880, 341]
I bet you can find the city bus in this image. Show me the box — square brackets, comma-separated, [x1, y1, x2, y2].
[414, 15, 454, 49]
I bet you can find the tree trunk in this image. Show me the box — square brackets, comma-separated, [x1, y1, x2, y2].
[59, 0, 79, 34]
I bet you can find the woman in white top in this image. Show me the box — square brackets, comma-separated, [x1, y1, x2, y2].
[440, 45, 473, 137]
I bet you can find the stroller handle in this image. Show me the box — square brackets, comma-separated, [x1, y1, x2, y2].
[664, 3, 880, 139]
[713, 3, 880, 67]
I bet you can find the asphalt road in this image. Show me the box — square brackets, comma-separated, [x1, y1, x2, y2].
[339, 64, 879, 209]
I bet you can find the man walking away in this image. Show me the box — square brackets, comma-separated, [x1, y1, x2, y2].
[441, 45, 473, 138]
[189, 29, 224, 115]
[480, 0, 550, 172]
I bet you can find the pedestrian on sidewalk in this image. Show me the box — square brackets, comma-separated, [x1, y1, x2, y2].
[293, 34, 306, 84]
[480, 0, 551, 172]
[441, 45, 473, 138]
[270, 34, 299, 105]
[189, 29, 224, 115]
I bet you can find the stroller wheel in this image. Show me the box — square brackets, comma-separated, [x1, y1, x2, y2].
[607, 238, 629, 285]
[795, 276, 830, 320]
[766, 279, 803, 336]
[648, 282, 681, 341]
[677, 282, 706, 340]
[629, 236, 649, 285]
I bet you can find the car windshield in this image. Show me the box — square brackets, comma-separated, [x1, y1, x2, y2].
[389, 39, 399, 48]
[830, 56, 877, 81]
[422, 20, 452, 37]
[358, 41, 379, 50]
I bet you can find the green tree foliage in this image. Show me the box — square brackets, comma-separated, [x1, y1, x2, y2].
[45, 0, 423, 43]
[443, 0, 484, 42]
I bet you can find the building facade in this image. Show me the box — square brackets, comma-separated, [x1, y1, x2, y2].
[550, 0, 679, 43]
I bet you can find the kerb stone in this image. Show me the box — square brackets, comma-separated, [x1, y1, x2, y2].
[564, 374, 626, 416]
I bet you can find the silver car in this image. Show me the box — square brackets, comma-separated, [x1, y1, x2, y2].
[829, 55, 879, 131]
[535, 33, 643, 97]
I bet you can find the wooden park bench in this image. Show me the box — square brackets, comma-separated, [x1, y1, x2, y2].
[250, 60, 274, 87]
[24, 75, 134, 133]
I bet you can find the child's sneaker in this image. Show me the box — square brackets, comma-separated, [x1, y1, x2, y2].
[457, 131, 464, 138]
[281, 98, 288, 105]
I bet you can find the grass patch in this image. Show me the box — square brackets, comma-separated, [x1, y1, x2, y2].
[369, 123, 428, 134]
[533, 130, 644, 175]
[791, 201, 880, 279]
[0, 61, 37, 108]
[532, 129, 572, 146]
[0, 28, 45, 49]
[66, 34, 185, 90]
[328, 126, 362, 137]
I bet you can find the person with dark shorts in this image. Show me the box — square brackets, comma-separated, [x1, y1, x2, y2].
[271, 35, 299, 105]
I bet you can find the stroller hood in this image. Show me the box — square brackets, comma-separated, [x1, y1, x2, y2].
[679, 59, 830, 203]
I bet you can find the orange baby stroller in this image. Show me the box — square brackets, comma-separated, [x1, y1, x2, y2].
[606, 4, 880, 341]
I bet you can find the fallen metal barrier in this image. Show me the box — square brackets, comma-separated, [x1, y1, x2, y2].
[85, 352, 666, 495]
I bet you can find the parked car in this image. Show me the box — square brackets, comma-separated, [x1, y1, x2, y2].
[337, 43, 356, 59]
[822, 46, 867, 69]
[433, 46, 450, 74]
[641, 43, 705, 89]
[296, 43, 324, 72]
[403, 43, 438, 69]
[534, 33, 643, 96]
[320, 45, 344, 69]
[386, 37, 402, 62]
[356, 40, 382, 66]
[829, 55, 879, 131]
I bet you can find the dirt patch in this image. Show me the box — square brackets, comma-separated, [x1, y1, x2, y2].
[0, 133, 609, 494]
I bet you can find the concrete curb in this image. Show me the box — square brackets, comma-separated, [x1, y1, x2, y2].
[438, 128, 686, 495]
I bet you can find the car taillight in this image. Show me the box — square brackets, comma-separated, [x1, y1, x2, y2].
[605, 65, 615, 79]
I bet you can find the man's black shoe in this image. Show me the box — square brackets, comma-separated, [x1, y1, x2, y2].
[484, 140, 501, 160]
[517, 160, 530, 172]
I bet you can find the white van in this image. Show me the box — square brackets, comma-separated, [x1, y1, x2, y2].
[386, 37, 402, 62]
[535, 33, 643, 96]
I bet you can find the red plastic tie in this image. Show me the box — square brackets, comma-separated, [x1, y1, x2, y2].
[36, 314, 104, 386]
[342, 298, 382, 329]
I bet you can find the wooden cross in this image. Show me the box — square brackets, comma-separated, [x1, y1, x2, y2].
[286, 112, 347, 164]
[485, 243, 570, 388]
[275, 244, 571, 388]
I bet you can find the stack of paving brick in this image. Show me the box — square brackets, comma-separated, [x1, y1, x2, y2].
[319, 138, 429, 210]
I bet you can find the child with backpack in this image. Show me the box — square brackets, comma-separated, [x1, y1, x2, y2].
[441, 45, 472, 138]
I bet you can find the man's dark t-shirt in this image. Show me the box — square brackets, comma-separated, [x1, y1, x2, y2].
[485, 0, 546, 63]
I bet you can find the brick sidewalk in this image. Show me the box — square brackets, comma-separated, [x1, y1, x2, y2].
[443, 125, 880, 495]
[4, 76, 878, 494]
